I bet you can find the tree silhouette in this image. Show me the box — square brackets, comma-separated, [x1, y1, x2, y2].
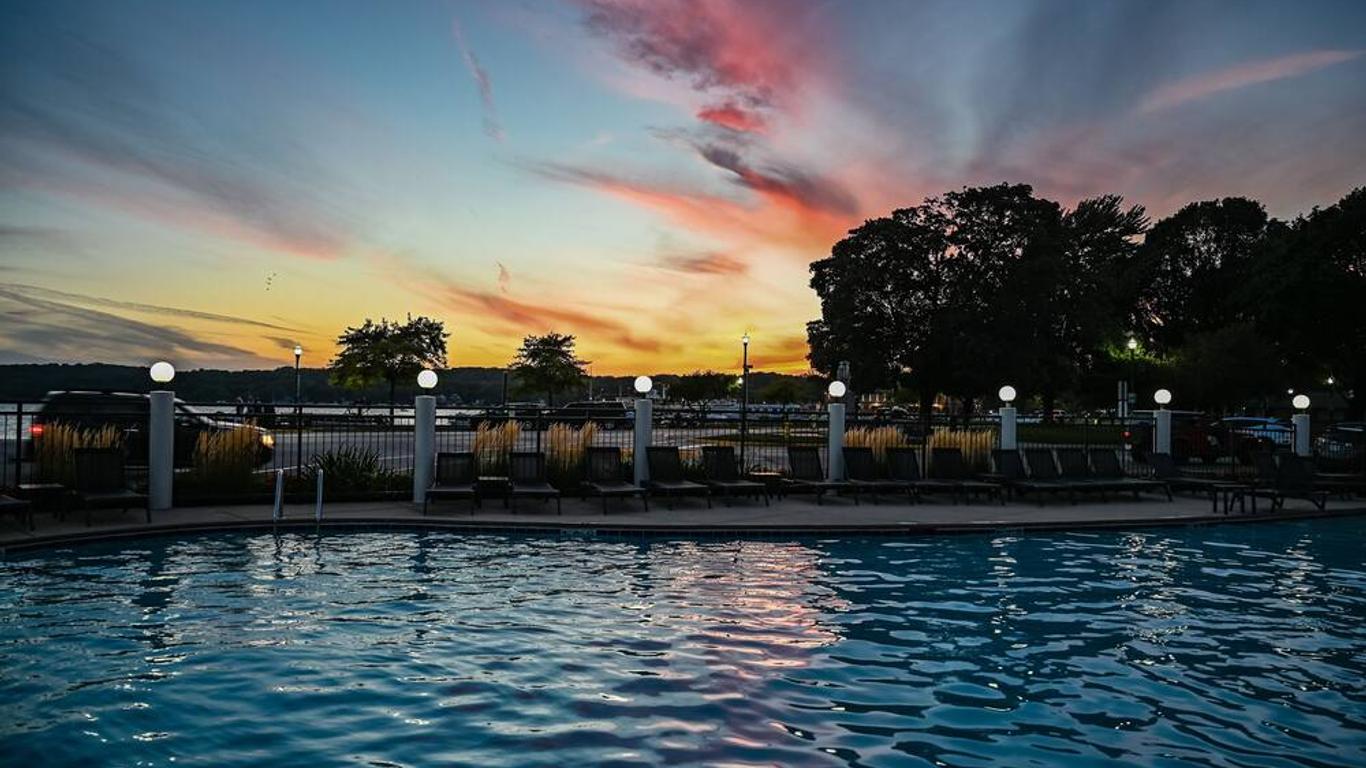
[329, 316, 448, 412]
[509, 333, 588, 406]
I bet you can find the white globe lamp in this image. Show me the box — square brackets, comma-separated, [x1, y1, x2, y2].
[417, 369, 438, 390]
[1154, 388, 1172, 406]
[827, 380, 847, 398]
[149, 361, 175, 384]
[998, 385, 1017, 404]
[634, 375, 653, 395]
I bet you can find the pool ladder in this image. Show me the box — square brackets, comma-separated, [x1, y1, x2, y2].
[271, 468, 325, 525]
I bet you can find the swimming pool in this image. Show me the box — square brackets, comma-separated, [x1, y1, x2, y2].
[2, 522, 1364, 766]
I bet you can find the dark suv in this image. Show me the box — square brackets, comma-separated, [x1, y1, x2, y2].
[1126, 410, 1223, 463]
[554, 400, 631, 429]
[27, 391, 275, 468]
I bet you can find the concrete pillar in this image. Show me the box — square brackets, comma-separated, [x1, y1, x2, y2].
[827, 402, 846, 481]
[999, 406, 1017, 451]
[148, 390, 174, 511]
[1154, 408, 1172, 456]
[633, 398, 652, 486]
[1292, 413, 1311, 457]
[412, 395, 436, 504]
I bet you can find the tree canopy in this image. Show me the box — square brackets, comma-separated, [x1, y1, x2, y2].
[328, 316, 448, 404]
[509, 333, 588, 406]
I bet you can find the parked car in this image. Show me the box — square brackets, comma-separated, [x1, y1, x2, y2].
[553, 400, 631, 429]
[1213, 416, 1294, 462]
[27, 391, 274, 468]
[1126, 410, 1223, 464]
[1314, 421, 1365, 471]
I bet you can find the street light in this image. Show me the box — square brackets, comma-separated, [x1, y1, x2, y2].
[998, 385, 1017, 403]
[1154, 388, 1172, 406]
[828, 380, 847, 399]
[417, 369, 438, 390]
[292, 345, 303, 478]
[633, 375, 652, 395]
[740, 334, 751, 469]
[1123, 337, 1139, 418]
[1293, 394, 1311, 410]
[149, 361, 175, 384]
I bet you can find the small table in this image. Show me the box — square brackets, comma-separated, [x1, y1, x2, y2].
[17, 483, 68, 522]
[476, 476, 510, 501]
[746, 471, 784, 499]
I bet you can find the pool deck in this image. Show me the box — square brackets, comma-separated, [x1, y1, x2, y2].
[3, 490, 1364, 551]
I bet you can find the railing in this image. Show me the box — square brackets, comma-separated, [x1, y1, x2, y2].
[2, 401, 1361, 504]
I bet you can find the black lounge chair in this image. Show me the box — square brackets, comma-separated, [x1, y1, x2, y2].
[1243, 455, 1329, 513]
[72, 448, 149, 526]
[507, 452, 560, 513]
[582, 447, 648, 513]
[426, 451, 479, 514]
[887, 447, 962, 503]
[1, 494, 33, 532]
[929, 448, 1004, 505]
[1055, 448, 1124, 498]
[701, 446, 768, 505]
[843, 447, 912, 503]
[990, 449, 1075, 505]
[784, 446, 850, 504]
[645, 447, 711, 508]
[1148, 453, 1250, 514]
[1087, 449, 1172, 500]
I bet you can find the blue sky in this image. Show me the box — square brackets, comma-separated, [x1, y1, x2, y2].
[2, 0, 1364, 372]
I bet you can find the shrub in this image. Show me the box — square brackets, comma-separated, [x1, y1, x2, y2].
[844, 426, 908, 465]
[928, 428, 996, 473]
[189, 425, 260, 490]
[303, 446, 406, 496]
[473, 421, 521, 474]
[33, 421, 123, 484]
[545, 421, 597, 488]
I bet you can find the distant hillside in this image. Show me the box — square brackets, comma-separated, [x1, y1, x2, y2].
[0, 364, 819, 405]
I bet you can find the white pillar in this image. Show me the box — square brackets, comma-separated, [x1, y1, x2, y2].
[999, 406, 1017, 451]
[412, 395, 436, 504]
[827, 402, 846, 481]
[633, 398, 652, 485]
[1154, 408, 1172, 456]
[1292, 413, 1311, 457]
[148, 390, 174, 511]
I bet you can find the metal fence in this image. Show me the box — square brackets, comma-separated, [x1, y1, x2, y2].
[2, 400, 1361, 506]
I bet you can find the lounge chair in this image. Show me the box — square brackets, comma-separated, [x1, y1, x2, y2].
[701, 446, 768, 505]
[1243, 455, 1329, 512]
[507, 452, 560, 513]
[1055, 447, 1125, 499]
[645, 447, 711, 508]
[929, 448, 1004, 505]
[843, 447, 910, 503]
[990, 449, 1075, 505]
[1088, 449, 1172, 500]
[784, 446, 850, 504]
[0, 494, 33, 532]
[886, 447, 956, 502]
[72, 447, 149, 526]
[582, 447, 648, 513]
[1148, 453, 1249, 514]
[426, 451, 479, 514]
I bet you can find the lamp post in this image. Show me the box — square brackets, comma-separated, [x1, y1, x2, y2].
[826, 380, 847, 481]
[1292, 393, 1311, 457]
[413, 369, 438, 504]
[998, 385, 1017, 450]
[293, 345, 303, 479]
[633, 376, 653, 486]
[1153, 388, 1173, 457]
[740, 334, 751, 470]
[148, 361, 175, 513]
[1122, 337, 1138, 419]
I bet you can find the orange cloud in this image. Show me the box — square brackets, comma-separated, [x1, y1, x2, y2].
[697, 101, 768, 133]
[1139, 49, 1363, 113]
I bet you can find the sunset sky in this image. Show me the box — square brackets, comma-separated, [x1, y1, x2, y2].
[2, 0, 1364, 374]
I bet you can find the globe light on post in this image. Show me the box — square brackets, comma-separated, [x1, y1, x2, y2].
[149, 361, 175, 384]
[417, 369, 438, 390]
[827, 380, 847, 399]
[1154, 388, 1172, 406]
[633, 375, 653, 395]
[998, 385, 1017, 404]
[1292, 394, 1310, 411]
[1126, 337, 1138, 351]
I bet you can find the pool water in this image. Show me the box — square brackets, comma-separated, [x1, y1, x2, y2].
[2, 522, 1364, 767]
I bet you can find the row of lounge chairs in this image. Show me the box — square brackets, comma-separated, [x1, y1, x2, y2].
[426, 445, 768, 514]
[0, 447, 149, 529]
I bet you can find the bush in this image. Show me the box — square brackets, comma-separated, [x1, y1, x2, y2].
[546, 421, 597, 488]
[33, 421, 123, 484]
[844, 426, 908, 467]
[303, 446, 406, 496]
[188, 425, 259, 490]
[473, 421, 521, 474]
[928, 428, 996, 473]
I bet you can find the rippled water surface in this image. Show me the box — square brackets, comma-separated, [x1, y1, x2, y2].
[3, 521, 1365, 767]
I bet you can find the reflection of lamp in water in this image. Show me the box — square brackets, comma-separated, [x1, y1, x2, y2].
[827, 380, 847, 399]
[149, 361, 175, 384]
[417, 369, 438, 390]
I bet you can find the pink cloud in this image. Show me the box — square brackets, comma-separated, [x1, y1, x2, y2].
[452, 18, 504, 141]
[1139, 49, 1363, 113]
[696, 101, 768, 133]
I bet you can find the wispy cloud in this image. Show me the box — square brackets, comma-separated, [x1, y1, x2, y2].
[452, 18, 504, 142]
[658, 250, 748, 276]
[4, 284, 300, 333]
[496, 261, 512, 293]
[1139, 49, 1363, 114]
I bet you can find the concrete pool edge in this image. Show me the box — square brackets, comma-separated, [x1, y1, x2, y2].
[4, 503, 1364, 553]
